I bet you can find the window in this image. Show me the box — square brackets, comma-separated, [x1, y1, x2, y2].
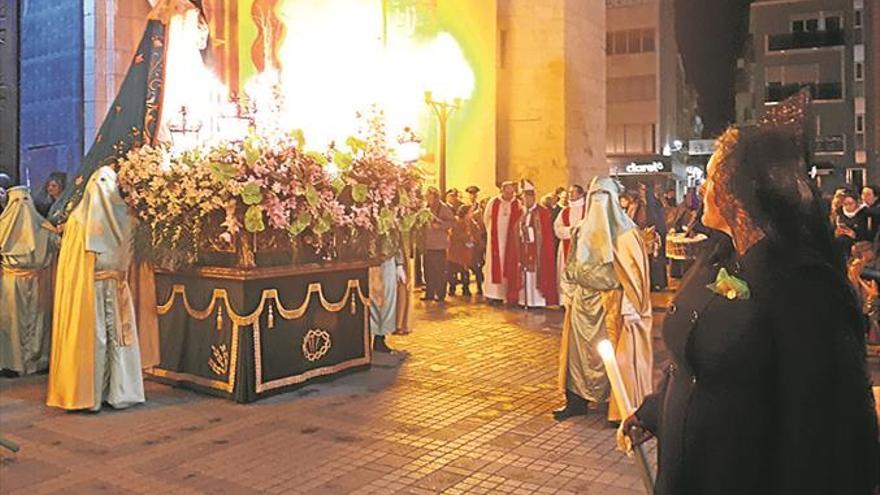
[792, 20, 805, 32]
[847, 168, 866, 190]
[627, 30, 642, 54]
[614, 32, 628, 54]
[824, 16, 841, 31]
[607, 29, 656, 56]
[856, 62, 864, 81]
[806, 18, 819, 32]
[641, 29, 655, 52]
[855, 10, 863, 28]
[856, 114, 865, 133]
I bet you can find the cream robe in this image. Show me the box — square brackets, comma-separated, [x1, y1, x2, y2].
[607, 229, 653, 422]
[518, 206, 547, 308]
[0, 187, 56, 375]
[47, 167, 145, 411]
[558, 229, 653, 417]
[482, 197, 514, 301]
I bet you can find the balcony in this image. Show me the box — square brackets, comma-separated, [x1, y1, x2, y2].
[814, 135, 846, 154]
[767, 29, 845, 51]
[766, 82, 842, 102]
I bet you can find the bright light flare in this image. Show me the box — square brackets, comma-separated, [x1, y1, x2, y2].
[273, 0, 475, 151]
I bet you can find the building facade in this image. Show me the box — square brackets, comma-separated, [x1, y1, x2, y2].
[736, 0, 877, 192]
[605, 0, 698, 193]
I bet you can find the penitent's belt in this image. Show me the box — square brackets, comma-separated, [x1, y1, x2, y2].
[1, 266, 47, 278]
[95, 270, 136, 347]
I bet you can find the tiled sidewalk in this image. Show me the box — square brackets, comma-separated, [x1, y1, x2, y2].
[0, 296, 665, 495]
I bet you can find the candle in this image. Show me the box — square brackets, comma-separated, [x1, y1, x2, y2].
[597, 339, 634, 414]
[597, 339, 655, 493]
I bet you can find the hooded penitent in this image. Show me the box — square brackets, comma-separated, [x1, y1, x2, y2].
[47, 166, 145, 411]
[560, 176, 653, 421]
[0, 187, 57, 375]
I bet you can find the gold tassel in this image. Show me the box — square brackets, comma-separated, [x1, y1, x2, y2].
[216, 306, 223, 331]
[350, 293, 356, 315]
[268, 304, 275, 329]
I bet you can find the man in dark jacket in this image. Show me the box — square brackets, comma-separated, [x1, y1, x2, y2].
[421, 187, 454, 302]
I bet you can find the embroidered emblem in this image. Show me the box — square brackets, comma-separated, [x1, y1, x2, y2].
[707, 268, 751, 300]
[208, 344, 229, 376]
[302, 329, 332, 362]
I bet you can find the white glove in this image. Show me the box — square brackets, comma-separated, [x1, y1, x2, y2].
[396, 265, 407, 285]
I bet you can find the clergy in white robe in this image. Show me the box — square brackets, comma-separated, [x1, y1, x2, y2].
[555, 177, 653, 421]
[47, 166, 145, 411]
[517, 180, 559, 308]
[483, 182, 522, 304]
[0, 187, 57, 375]
[554, 185, 586, 304]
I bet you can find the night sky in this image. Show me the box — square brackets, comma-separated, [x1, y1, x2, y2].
[675, 0, 753, 136]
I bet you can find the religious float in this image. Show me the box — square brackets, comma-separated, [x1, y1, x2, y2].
[117, 114, 430, 402]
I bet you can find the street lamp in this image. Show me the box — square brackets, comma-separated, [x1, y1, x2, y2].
[424, 91, 461, 194]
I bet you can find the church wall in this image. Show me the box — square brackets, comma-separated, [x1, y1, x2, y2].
[19, 0, 85, 190]
[498, 0, 607, 194]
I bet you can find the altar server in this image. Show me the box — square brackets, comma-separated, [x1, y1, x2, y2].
[554, 184, 586, 303]
[0, 187, 57, 375]
[555, 177, 652, 421]
[517, 180, 558, 308]
[483, 181, 522, 304]
[47, 166, 145, 411]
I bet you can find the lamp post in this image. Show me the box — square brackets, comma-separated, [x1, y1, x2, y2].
[425, 91, 461, 195]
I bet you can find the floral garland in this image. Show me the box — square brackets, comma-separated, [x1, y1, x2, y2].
[117, 127, 429, 268]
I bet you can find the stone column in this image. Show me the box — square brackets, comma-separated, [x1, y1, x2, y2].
[497, 0, 605, 193]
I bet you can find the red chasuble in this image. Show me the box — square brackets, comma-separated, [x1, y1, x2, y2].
[535, 206, 559, 306]
[490, 197, 522, 304]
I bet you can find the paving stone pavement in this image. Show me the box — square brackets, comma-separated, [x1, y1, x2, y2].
[0, 293, 673, 495]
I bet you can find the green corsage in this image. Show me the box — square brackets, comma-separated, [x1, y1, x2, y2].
[707, 268, 751, 301]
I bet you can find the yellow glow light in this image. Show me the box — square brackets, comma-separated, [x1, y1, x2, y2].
[271, 0, 474, 151]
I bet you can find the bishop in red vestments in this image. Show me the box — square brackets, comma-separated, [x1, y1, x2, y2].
[518, 180, 559, 308]
[483, 181, 522, 304]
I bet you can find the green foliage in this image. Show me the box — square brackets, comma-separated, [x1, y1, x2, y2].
[333, 150, 353, 171]
[288, 212, 312, 236]
[313, 213, 332, 235]
[291, 128, 306, 149]
[210, 161, 237, 182]
[305, 184, 319, 207]
[240, 182, 263, 205]
[244, 205, 266, 233]
[377, 207, 394, 235]
[346, 136, 367, 155]
[305, 151, 328, 165]
[351, 183, 368, 203]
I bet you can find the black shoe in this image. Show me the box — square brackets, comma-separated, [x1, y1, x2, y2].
[462, 290, 472, 297]
[553, 391, 589, 421]
[373, 336, 393, 353]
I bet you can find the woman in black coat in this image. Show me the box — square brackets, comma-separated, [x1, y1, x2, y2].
[623, 125, 879, 494]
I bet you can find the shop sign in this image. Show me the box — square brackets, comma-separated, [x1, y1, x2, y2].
[625, 161, 665, 174]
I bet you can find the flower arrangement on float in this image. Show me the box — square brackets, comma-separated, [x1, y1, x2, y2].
[116, 125, 429, 269]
